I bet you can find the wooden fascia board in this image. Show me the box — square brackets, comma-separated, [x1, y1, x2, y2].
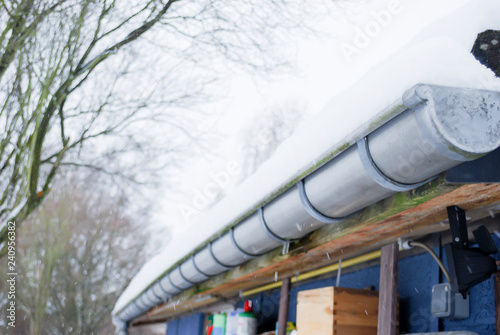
[133, 181, 500, 325]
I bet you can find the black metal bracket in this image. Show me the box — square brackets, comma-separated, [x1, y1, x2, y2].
[447, 206, 469, 249]
[445, 206, 498, 296]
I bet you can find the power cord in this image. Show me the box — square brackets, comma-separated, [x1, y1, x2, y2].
[407, 241, 451, 283]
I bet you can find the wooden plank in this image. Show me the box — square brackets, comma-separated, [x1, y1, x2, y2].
[297, 287, 334, 335]
[135, 183, 500, 324]
[334, 325, 376, 335]
[495, 272, 500, 335]
[277, 277, 291, 335]
[333, 287, 379, 328]
[377, 243, 398, 335]
[334, 302, 378, 326]
[296, 287, 380, 335]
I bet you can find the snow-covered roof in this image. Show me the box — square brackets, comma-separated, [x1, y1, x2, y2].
[113, 0, 500, 317]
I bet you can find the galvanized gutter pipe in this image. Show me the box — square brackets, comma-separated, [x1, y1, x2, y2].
[114, 84, 500, 324]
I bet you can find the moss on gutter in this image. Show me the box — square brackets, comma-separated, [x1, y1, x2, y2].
[447, 144, 486, 161]
[368, 104, 406, 132]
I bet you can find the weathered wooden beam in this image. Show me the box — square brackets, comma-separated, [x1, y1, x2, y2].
[136, 183, 500, 324]
[200, 183, 500, 297]
[377, 243, 398, 335]
[278, 277, 291, 335]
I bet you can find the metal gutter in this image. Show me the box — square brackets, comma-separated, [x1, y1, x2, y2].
[113, 84, 500, 332]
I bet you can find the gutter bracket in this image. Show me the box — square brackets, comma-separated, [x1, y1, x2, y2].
[258, 207, 293, 243]
[167, 273, 183, 292]
[357, 137, 437, 192]
[133, 302, 141, 313]
[178, 266, 197, 285]
[230, 228, 261, 258]
[209, 242, 233, 269]
[134, 300, 145, 311]
[297, 180, 345, 224]
[191, 255, 213, 278]
[150, 285, 165, 302]
[157, 280, 175, 296]
[159, 279, 178, 296]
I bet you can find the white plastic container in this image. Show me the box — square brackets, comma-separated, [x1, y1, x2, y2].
[237, 301, 258, 335]
[226, 310, 242, 335]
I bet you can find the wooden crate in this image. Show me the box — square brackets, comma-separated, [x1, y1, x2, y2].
[296, 286, 381, 335]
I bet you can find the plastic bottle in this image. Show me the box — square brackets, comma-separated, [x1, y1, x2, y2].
[212, 314, 226, 335]
[225, 310, 242, 335]
[237, 301, 258, 335]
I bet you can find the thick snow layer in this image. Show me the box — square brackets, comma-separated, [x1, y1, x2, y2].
[113, 0, 500, 315]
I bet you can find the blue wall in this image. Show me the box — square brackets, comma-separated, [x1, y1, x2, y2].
[166, 313, 205, 335]
[170, 234, 500, 334]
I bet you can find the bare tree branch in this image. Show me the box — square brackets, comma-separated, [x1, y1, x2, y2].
[0, 0, 324, 257]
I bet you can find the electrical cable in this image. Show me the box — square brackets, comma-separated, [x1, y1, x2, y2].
[408, 241, 451, 283]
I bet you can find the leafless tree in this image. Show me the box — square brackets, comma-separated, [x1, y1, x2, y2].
[0, 0, 324, 257]
[0, 174, 151, 334]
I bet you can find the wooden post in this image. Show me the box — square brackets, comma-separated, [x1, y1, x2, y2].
[495, 272, 500, 335]
[377, 243, 399, 335]
[278, 278, 291, 335]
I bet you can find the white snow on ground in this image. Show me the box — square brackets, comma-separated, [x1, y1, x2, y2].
[113, 0, 500, 315]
